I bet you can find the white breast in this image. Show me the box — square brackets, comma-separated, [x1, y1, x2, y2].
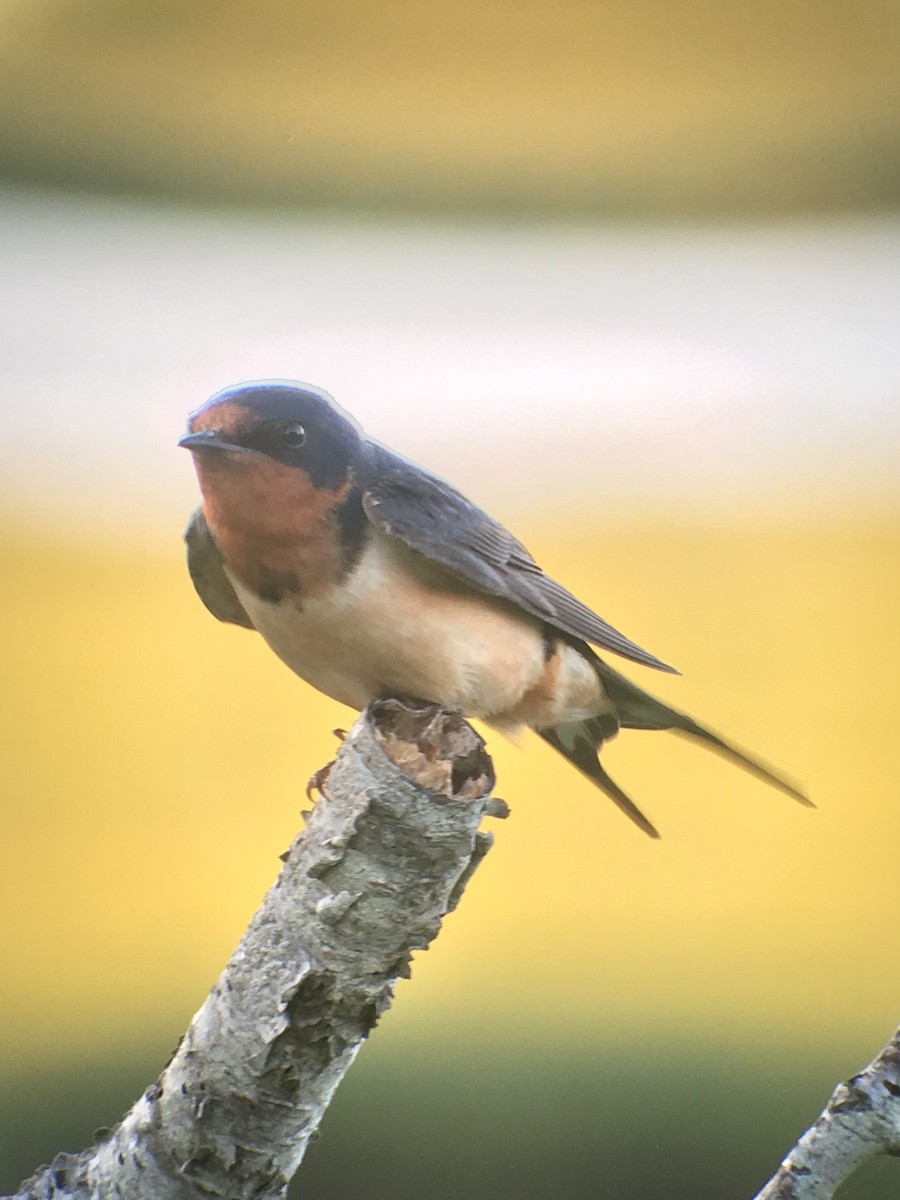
[227, 530, 555, 720]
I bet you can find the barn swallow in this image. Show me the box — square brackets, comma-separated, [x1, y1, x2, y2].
[179, 380, 808, 837]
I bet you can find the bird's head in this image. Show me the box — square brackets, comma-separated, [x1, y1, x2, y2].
[179, 380, 366, 488]
[179, 379, 369, 564]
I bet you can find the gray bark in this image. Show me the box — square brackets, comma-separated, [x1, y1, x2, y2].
[752, 1025, 900, 1199]
[8, 698, 498, 1200]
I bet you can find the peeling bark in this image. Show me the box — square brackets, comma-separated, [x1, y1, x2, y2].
[8, 698, 497, 1200]
[753, 1026, 900, 1200]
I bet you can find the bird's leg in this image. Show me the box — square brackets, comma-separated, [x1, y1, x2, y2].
[305, 729, 349, 800]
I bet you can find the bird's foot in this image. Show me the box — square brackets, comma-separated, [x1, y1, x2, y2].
[306, 760, 334, 801]
[304, 731, 348, 801]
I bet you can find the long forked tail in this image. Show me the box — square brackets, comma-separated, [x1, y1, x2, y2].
[536, 718, 662, 838]
[537, 654, 811, 839]
[595, 656, 810, 807]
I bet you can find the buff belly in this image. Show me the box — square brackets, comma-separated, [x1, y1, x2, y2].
[226, 530, 610, 730]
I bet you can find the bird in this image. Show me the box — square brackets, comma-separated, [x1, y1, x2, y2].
[179, 379, 809, 838]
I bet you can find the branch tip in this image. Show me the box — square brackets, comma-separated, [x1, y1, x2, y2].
[366, 696, 495, 800]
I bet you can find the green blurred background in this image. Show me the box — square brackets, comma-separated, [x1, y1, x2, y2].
[2, 2, 899, 1197]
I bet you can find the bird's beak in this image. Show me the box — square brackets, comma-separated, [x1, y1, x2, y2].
[178, 429, 248, 454]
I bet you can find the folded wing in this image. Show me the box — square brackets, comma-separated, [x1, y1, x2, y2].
[362, 457, 676, 674]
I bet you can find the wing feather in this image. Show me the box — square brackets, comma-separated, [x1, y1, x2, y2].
[184, 508, 255, 629]
[361, 456, 675, 673]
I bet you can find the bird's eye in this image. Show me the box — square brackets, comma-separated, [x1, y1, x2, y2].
[281, 422, 306, 449]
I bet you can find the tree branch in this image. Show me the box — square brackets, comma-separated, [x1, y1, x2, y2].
[752, 1025, 900, 1199]
[8, 698, 498, 1200]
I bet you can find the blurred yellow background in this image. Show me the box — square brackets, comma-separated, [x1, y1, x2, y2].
[1, 2, 899, 1197]
[4, 515, 900, 1046]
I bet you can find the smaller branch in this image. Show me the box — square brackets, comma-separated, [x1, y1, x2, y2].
[753, 1025, 900, 1200]
[9, 698, 497, 1200]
